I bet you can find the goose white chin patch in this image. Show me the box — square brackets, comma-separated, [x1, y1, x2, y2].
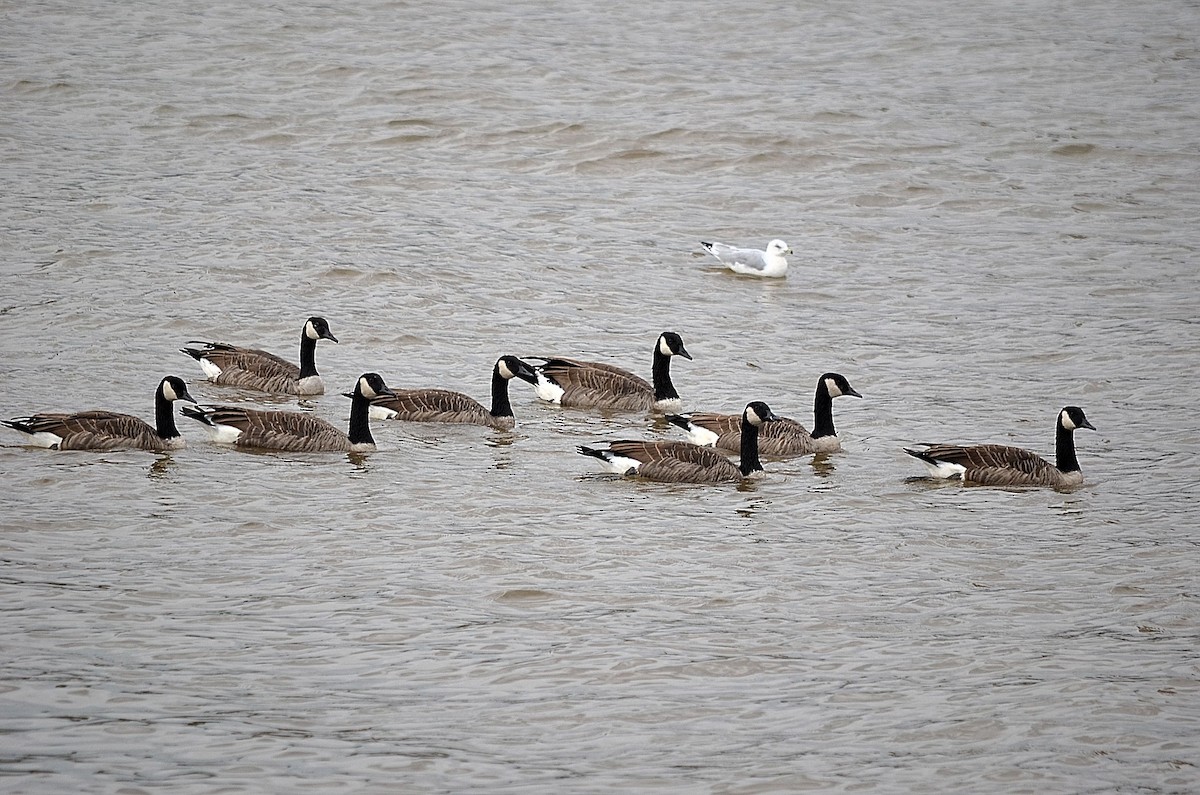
[161, 381, 179, 401]
[304, 320, 319, 340]
[824, 377, 843, 398]
[359, 377, 378, 399]
[658, 336, 672, 356]
[497, 359, 514, 380]
[1060, 410, 1076, 431]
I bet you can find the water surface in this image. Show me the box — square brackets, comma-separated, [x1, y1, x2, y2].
[2, 0, 1198, 792]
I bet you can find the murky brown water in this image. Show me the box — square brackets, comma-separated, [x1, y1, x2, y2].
[3, 0, 1198, 791]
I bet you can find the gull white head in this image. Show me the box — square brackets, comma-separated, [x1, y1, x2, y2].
[766, 239, 792, 257]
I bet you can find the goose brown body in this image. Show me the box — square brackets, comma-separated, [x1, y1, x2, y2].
[530, 332, 691, 412]
[360, 356, 537, 430]
[1, 376, 196, 452]
[585, 440, 745, 483]
[669, 373, 860, 456]
[181, 317, 337, 396]
[182, 372, 393, 453]
[534, 358, 658, 411]
[578, 401, 777, 483]
[905, 406, 1096, 488]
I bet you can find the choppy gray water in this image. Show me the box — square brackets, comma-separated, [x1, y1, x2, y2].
[2, 0, 1199, 792]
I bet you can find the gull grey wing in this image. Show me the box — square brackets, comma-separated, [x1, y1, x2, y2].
[706, 243, 769, 271]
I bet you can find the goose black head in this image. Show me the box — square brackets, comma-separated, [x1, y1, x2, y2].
[356, 372, 395, 400]
[658, 332, 692, 360]
[821, 373, 862, 399]
[743, 401, 779, 427]
[1060, 406, 1095, 432]
[160, 376, 197, 404]
[305, 316, 339, 344]
[497, 355, 539, 384]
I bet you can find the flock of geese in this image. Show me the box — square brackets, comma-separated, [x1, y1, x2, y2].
[3, 308, 1096, 488]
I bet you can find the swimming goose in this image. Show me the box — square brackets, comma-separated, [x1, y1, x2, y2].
[1, 376, 196, 451]
[181, 372, 394, 453]
[351, 356, 539, 430]
[528, 332, 692, 412]
[904, 406, 1096, 488]
[180, 316, 338, 395]
[668, 373, 861, 456]
[578, 401, 778, 483]
[700, 239, 792, 278]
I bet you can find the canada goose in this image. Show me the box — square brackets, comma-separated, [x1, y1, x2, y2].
[349, 356, 539, 430]
[181, 372, 394, 453]
[180, 316, 338, 395]
[578, 401, 778, 483]
[528, 332, 692, 412]
[700, 239, 792, 278]
[668, 373, 861, 456]
[1, 376, 196, 451]
[904, 406, 1096, 488]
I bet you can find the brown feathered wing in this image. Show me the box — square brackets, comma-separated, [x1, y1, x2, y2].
[606, 440, 741, 483]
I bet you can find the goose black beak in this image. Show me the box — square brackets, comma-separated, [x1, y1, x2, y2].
[324, 332, 339, 344]
[1081, 419, 1096, 431]
[516, 361, 539, 383]
[677, 347, 693, 361]
[178, 389, 199, 404]
[846, 387, 863, 399]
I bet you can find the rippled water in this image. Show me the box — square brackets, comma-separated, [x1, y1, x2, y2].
[3, 0, 1199, 791]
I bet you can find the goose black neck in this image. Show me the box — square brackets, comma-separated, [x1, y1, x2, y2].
[651, 346, 679, 401]
[489, 365, 515, 418]
[298, 332, 319, 378]
[348, 392, 375, 445]
[811, 379, 837, 439]
[154, 389, 182, 440]
[738, 414, 765, 476]
[1055, 420, 1081, 473]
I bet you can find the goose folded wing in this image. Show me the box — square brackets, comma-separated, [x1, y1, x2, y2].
[371, 388, 486, 422]
[922, 444, 1054, 478]
[209, 346, 300, 379]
